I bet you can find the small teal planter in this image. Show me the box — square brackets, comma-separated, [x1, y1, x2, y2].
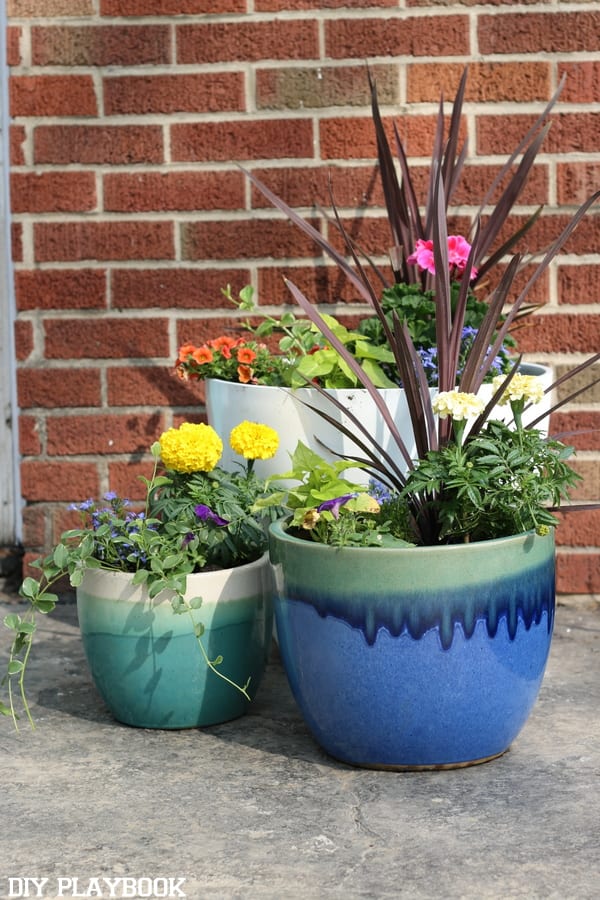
[269, 521, 556, 769]
[77, 555, 273, 729]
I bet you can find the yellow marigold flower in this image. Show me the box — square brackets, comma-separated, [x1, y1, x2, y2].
[159, 422, 223, 473]
[492, 374, 544, 406]
[432, 391, 485, 421]
[229, 421, 279, 460]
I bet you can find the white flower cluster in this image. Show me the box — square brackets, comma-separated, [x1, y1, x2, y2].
[432, 391, 485, 421]
[492, 373, 544, 406]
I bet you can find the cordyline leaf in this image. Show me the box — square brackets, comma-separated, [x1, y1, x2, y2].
[440, 66, 469, 211]
[483, 189, 600, 369]
[243, 167, 375, 306]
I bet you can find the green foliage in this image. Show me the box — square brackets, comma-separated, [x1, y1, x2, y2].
[263, 443, 413, 547]
[403, 419, 581, 543]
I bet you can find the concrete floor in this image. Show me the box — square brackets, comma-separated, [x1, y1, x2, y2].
[0, 591, 599, 900]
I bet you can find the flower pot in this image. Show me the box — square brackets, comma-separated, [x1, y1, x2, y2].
[269, 520, 555, 769]
[76, 555, 273, 729]
[206, 365, 554, 481]
[205, 378, 419, 481]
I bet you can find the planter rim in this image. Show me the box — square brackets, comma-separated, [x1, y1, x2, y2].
[207, 363, 552, 393]
[269, 517, 553, 556]
[78, 551, 269, 586]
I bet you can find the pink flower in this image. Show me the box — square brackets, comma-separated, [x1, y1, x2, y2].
[407, 235, 477, 279]
[407, 239, 436, 274]
[447, 235, 475, 275]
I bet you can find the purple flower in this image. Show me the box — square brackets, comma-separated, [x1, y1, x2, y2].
[317, 494, 356, 520]
[194, 504, 228, 526]
[104, 491, 118, 502]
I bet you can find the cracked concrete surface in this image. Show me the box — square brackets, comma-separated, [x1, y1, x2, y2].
[0, 595, 599, 900]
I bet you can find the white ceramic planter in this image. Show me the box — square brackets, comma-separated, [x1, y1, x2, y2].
[206, 363, 554, 482]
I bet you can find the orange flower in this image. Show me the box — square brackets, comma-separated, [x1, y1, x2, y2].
[192, 346, 214, 365]
[237, 365, 255, 384]
[237, 346, 257, 364]
[177, 343, 197, 364]
[208, 336, 238, 352]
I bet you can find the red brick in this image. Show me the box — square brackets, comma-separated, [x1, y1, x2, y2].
[181, 219, 321, 262]
[555, 509, 600, 547]
[258, 265, 371, 306]
[107, 366, 204, 407]
[18, 368, 102, 409]
[558, 264, 600, 306]
[514, 313, 600, 355]
[556, 552, 600, 594]
[10, 126, 25, 166]
[107, 460, 155, 501]
[10, 76, 97, 117]
[175, 316, 248, 349]
[21, 505, 47, 550]
[12, 223, 23, 262]
[484, 212, 600, 259]
[555, 364, 600, 406]
[7, 27, 22, 66]
[8, 0, 94, 13]
[104, 72, 244, 116]
[568, 460, 600, 501]
[477, 113, 600, 156]
[34, 125, 164, 165]
[34, 222, 174, 263]
[177, 20, 318, 64]
[408, 61, 550, 103]
[44, 317, 170, 359]
[325, 16, 469, 59]
[257, 0, 397, 8]
[11, 172, 96, 214]
[479, 12, 600, 55]
[19, 416, 41, 456]
[557, 163, 600, 206]
[557, 62, 600, 104]
[171, 120, 314, 163]
[14, 320, 33, 361]
[256, 64, 398, 110]
[20, 461, 100, 502]
[111, 268, 252, 309]
[47, 412, 166, 455]
[31, 25, 170, 66]
[319, 114, 449, 161]
[100, 0, 244, 13]
[250, 164, 384, 210]
[104, 171, 244, 213]
[551, 412, 600, 451]
[16, 269, 107, 311]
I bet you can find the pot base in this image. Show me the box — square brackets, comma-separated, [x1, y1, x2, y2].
[328, 748, 510, 772]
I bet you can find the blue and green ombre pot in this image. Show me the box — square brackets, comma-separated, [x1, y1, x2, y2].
[76, 555, 273, 729]
[269, 521, 556, 769]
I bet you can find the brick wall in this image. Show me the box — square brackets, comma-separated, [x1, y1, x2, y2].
[6, 1, 600, 598]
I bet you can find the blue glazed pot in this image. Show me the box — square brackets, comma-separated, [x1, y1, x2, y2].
[77, 555, 273, 729]
[269, 521, 556, 769]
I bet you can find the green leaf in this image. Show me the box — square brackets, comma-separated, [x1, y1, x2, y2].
[8, 660, 24, 675]
[189, 596, 203, 610]
[20, 577, 40, 600]
[194, 623, 205, 637]
[53, 543, 69, 569]
[132, 569, 149, 585]
[0, 701, 13, 716]
[3, 613, 21, 631]
[36, 599, 57, 614]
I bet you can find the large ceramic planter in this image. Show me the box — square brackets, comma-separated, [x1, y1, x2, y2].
[76, 555, 273, 729]
[269, 521, 556, 769]
[206, 364, 553, 481]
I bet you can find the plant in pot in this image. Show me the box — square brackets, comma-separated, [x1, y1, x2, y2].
[175, 284, 403, 480]
[243, 69, 600, 769]
[1, 420, 281, 731]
